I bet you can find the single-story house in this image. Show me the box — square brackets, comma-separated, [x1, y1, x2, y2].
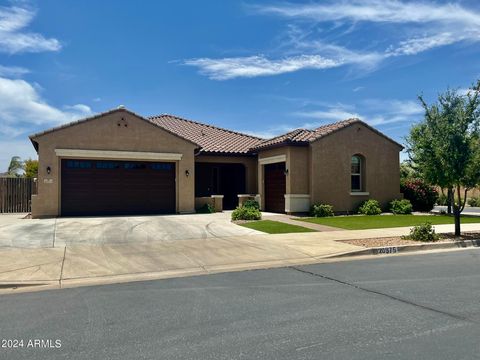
[29, 107, 403, 218]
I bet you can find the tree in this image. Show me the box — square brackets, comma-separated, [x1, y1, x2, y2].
[23, 159, 38, 178]
[406, 82, 480, 236]
[7, 156, 23, 177]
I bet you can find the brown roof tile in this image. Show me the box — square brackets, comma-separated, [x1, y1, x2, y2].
[253, 118, 403, 150]
[149, 114, 263, 154]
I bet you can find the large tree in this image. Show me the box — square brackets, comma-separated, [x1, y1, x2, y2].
[23, 159, 38, 178]
[7, 156, 23, 177]
[407, 82, 480, 236]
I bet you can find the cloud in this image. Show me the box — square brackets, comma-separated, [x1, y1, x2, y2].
[0, 64, 29, 77]
[293, 99, 424, 127]
[184, 47, 384, 80]
[0, 76, 92, 136]
[184, 1, 480, 80]
[253, 0, 480, 26]
[0, 5, 61, 53]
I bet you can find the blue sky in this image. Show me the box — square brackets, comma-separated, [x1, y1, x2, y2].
[1, 0, 480, 170]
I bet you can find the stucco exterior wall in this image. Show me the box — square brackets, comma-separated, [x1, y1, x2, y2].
[31, 110, 197, 217]
[310, 123, 402, 212]
[194, 154, 257, 194]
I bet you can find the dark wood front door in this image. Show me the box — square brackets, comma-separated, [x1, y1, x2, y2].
[264, 162, 286, 213]
[61, 159, 175, 216]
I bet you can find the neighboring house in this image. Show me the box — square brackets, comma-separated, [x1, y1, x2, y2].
[0, 172, 10, 177]
[29, 107, 402, 218]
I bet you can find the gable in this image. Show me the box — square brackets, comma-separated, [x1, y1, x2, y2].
[30, 108, 199, 153]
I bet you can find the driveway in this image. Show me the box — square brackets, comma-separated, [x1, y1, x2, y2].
[0, 212, 263, 248]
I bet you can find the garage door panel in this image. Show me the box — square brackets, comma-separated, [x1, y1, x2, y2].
[61, 159, 176, 216]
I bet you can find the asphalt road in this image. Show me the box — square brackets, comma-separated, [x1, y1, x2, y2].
[1, 250, 480, 360]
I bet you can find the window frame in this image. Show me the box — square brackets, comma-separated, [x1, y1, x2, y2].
[351, 155, 363, 192]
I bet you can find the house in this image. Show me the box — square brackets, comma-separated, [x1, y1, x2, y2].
[29, 107, 403, 218]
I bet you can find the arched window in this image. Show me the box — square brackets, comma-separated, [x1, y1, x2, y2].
[351, 155, 364, 191]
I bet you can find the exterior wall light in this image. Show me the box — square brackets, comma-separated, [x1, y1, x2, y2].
[185, 170, 190, 177]
[284, 169, 289, 176]
[46, 166, 51, 175]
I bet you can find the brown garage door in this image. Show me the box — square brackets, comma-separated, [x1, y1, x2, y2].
[61, 159, 175, 216]
[264, 162, 286, 213]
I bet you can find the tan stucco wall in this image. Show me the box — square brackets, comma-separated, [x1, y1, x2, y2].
[31, 110, 197, 217]
[310, 123, 402, 212]
[195, 154, 257, 194]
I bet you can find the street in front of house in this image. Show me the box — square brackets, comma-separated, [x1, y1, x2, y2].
[1, 250, 479, 360]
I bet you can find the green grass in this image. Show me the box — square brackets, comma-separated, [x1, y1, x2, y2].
[298, 214, 480, 230]
[239, 220, 316, 234]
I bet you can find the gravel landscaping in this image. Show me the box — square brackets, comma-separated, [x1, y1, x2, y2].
[338, 232, 480, 248]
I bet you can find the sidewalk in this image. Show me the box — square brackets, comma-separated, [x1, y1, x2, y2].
[1, 222, 480, 292]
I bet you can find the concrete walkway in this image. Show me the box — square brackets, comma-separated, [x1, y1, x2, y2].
[2, 221, 480, 292]
[263, 214, 341, 231]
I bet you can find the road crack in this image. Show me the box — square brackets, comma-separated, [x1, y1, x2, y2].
[289, 266, 474, 324]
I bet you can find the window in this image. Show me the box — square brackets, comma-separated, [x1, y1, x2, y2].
[66, 160, 92, 169]
[351, 155, 363, 191]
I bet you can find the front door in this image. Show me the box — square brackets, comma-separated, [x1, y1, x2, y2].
[264, 162, 286, 213]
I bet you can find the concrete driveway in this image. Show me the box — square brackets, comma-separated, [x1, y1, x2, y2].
[0, 212, 262, 248]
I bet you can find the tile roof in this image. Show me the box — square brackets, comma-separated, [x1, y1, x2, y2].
[29, 107, 402, 155]
[149, 114, 264, 154]
[253, 118, 360, 150]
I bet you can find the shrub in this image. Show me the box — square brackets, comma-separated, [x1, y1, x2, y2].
[358, 199, 382, 215]
[403, 222, 439, 242]
[436, 193, 448, 206]
[389, 199, 413, 214]
[310, 204, 334, 217]
[401, 179, 438, 212]
[468, 197, 480, 207]
[196, 203, 215, 214]
[243, 199, 260, 209]
[231, 206, 261, 221]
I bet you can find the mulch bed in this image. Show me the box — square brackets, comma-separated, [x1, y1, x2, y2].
[339, 232, 480, 248]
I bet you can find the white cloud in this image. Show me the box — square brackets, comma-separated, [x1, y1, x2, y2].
[0, 5, 61, 53]
[253, 0, 480, 26]
[0, 76, 92, 136]
[184, 47, 384, 80]
[184, 55, 344, 80]
[185, 1, 480, 80]
[0, 64, 29, 77]
[293, 99, 423, 127]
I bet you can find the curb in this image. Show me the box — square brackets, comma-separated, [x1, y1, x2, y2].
[328, 239, 480, 258]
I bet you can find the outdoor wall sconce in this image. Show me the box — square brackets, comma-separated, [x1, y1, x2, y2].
[185, 170, 190, 177]
[46, 166, 51, 175]
[284, 169, 289, 176]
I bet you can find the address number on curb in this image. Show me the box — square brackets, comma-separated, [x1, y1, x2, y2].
[376, 247, 398, 254]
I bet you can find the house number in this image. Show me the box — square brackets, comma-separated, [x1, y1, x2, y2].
[376, 247, 398, 254]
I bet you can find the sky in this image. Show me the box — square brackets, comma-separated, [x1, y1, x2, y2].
[1, 0, 480, 170]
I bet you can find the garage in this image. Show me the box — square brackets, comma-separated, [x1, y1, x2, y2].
[264, 162, 286, 213]
[61, 159, 176, 216]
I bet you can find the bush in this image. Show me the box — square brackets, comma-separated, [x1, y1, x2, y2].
[231, 206, 261, 221]
[243, 199, 260, 209]
[468, 197, 480, 207]
[310, 204, 334, 217]
[196, 203, 215, 214]
[401, 179, 438, 212]
[403, 222, 439, 242]
[436, 193, 448, 206]
[389, 199, 413, 214]
[358, 199, 382, 215]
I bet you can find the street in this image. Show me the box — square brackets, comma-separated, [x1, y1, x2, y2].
[1, 250, 480, 359]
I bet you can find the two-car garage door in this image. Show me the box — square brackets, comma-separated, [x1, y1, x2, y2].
[61, 159, 175, 216]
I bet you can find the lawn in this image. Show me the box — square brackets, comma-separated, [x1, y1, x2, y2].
[298, 214, 480, 230]
[239, 220, 316, 234]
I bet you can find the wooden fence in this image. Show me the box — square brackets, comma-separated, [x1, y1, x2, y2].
[0, 177, 35, 213]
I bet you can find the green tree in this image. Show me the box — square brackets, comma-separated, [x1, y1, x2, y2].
[7, 156, 23, 177]
[407, 82, 480, 236]
[399, 160, 417, 184]
[23, 159, 38, 178]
